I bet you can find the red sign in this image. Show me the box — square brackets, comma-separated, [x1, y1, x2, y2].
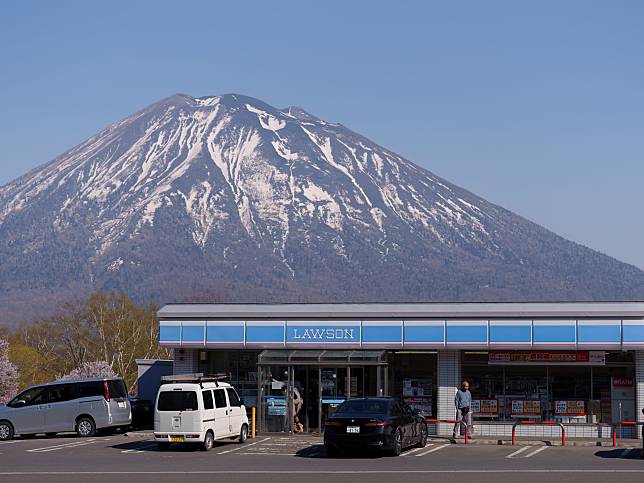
[612, 378, 633, 387]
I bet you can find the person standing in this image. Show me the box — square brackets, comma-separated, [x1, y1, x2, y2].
[453, 380, 473, 439]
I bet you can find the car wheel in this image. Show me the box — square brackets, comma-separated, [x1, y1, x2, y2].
[76, 417, 96, 437]
[239, 424, 248, 444]
[391, 428, 403, 456]
[415, 424, 428, 448]
[157, 442, 171, 451]
[0, 421, 14, 441]
[201, 431, 214, 451]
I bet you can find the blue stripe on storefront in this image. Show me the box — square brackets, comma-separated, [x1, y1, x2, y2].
[533, 325, 576, 343]
[403, 325, 444, 343]
[446, 325, 487, 343]
[577, 325, 621, 343]
[158, 319, 644, 348]
[159, 325, 181, 342]
[623, 325, 644, 343]
[489, 325, 531, 343]
[245, 325, 285, 343]
[206, 325, 245, 343]
[182, 325, 205, 343]
[362, 326, 401, 343]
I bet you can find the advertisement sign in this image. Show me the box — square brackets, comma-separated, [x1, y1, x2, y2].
[511, 400, 541, 416]
[472, 399, 498, 415]
[489, 351, 605, 366]
[554, 400, 585, 416]
[403, 378, 433, 397]
[265, 396, 287, 416]
[404, 397, 433, 416]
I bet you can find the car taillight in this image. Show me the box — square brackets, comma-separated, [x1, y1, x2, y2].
[366, 421, 388, 427]
[103, 381, 110, 401]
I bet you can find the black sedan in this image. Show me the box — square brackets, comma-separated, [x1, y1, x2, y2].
[323, 397, 428, 456]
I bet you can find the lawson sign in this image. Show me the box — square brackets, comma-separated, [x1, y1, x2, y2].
[287, 322, 361, 346]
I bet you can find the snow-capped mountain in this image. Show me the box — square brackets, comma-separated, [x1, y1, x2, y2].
[1, 93, 643, 324]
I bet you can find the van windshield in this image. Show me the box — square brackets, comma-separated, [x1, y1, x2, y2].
[157, 391, 198, 411]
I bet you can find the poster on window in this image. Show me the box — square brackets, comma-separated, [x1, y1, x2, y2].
[472, 399, 498, 415]
[403, 378, 433, 397]
[511, 400, 541, 416]
[554, 400, 585, 416]
[404, 396, 433, 416]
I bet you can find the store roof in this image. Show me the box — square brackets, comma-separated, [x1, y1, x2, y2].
[158, 302, 644, 319]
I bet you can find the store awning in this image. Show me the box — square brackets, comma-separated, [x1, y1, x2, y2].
[257, 350, 387, 366]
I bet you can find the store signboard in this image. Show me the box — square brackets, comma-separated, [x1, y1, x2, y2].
[612, 377, 634, 387]
[554, 400, 585, 416]
[511, 400, 541, 416]
[488, 350, 605, 365]
[472, 399, 498, 415]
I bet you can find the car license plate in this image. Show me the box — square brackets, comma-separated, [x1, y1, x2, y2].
[118, 401, 126, 408]
[346, 426, 360, 434]
[170, 436, 184, 443]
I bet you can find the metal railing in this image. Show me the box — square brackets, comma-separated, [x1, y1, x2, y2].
[511, 420, 566, 446]
[612, 421, 644, 447]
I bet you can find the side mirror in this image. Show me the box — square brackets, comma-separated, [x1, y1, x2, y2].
[239, 399, 245, 406]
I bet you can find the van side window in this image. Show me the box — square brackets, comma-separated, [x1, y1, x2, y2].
[203, 390, 214, 410]
[8, 386, 46, 407]
[79, 382, 103, 398]
[213, 389, 227, 408]
[226, 388, 241, 407]
[48, 384, 78, 403]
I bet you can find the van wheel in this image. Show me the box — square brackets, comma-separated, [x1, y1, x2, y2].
[76, 417, 96, 437]
[0, 421, 14, 441]
[239, 424, 248, 443]
[201, 431, 214, 451]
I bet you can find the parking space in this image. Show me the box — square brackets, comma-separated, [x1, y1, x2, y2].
[1, 433, 643, 483]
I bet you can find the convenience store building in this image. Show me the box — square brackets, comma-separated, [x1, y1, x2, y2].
[158, 302, 644, 438]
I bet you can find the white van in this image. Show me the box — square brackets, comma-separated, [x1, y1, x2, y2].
[153, 375, 249, 451]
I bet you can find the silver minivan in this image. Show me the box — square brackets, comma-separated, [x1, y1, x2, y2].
[0, 377, 132, 440]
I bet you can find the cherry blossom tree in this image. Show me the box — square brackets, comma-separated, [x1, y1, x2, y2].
[61, 361, 117, 380]
[0, 338, 19, 404]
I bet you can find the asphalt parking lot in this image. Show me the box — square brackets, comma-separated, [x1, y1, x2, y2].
[1, 433, 643, 483]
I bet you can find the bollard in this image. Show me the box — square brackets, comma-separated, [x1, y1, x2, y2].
[251, 407, 256, 439]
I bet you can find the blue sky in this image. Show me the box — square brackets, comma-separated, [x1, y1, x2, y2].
[1, 1, 643, 268]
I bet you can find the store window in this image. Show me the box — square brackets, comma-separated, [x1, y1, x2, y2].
[462, 351, 635, 423]
[198, 349, 261, 409]
[389, 352, 437, 418]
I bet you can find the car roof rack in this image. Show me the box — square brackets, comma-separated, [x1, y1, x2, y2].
[161, 373, 229, 388]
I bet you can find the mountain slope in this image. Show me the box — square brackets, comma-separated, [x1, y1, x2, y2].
[1, 93, 643, 324]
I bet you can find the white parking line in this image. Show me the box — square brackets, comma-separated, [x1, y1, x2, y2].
[416, 443, 450, 456]
[121, 442, 158, 454]
[27, 438, 107, 453]
[217, 437, 270, 455]
[619, 448, 637, 458]
[523, 446, 548, 458]
[402, 446, 427, 456]
[505, 446, 530, 458]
